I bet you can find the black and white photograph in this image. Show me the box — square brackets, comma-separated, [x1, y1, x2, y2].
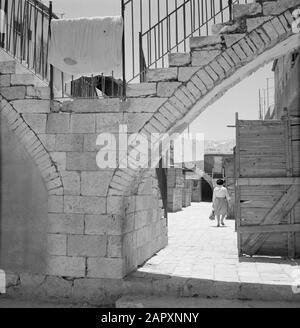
[0, 0, 299, 313]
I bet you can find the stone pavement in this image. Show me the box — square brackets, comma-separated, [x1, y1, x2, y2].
[124, 202, 300, 302]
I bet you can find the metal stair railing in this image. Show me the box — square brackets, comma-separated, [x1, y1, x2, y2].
[123, 0, 251, 83]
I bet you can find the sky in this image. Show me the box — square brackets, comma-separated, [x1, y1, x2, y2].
[48, 0, 274, 141]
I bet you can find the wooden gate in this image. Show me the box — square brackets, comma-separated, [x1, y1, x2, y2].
[235, 113, 300, 258]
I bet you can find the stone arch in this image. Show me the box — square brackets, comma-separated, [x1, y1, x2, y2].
[109, 6, 300, 200]
[0, 96, 63, 195]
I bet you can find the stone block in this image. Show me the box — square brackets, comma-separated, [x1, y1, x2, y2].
[67, 234, 107, 257]
[247, 16, 272, 32]
[263, 0, 300, 16]
[146, 68, 178, 82]
[46, 113, 71, 133]
[169, 53, 191, 67]
[55, 134, 84, 152]
[87, 258, 125, 279]
[22, 113, 47, 134]
[178, 67, 199, 82]
[26, 86, 51, 99]
[10, 74, 34, 86]
[0, 61, 16, 74]
[157, 82, 181, 97]
[66, 152, 99, 171]
[107, 236, 123, 257]
[48, 213, 84, 234]
[47, 234, 67, 256]
[39, 134, 56, 151]
[61, 98, 121, 113]
[191, 50, 221, 67]
[126, 83, 157, 97]
[47, 255, 86, 277]
[95, 113, 124, 133]
[48, 195, 63, 213]
[0, 86, 26, 100]
[61, 171, 80, 195]
[233, 3, 262, 20]
[50, 152, 66, 171]
[10, 99, 51, 113]
[64, 196, 106, 214]
[85, 214, 109, 235]
[223, 34, 246, 47]
[81, 171, 114, 196]
[190, 36, 222, 50]
[0, 74, 11, 86]
[123, 98, 168, 113]
[70, 114, 96, 133]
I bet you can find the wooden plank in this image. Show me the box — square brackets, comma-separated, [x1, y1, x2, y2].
[242, 185, 300, 255]
[239, 223, 300, 234]
[238, 177, 300, 186]
[235, 114, 241, 255]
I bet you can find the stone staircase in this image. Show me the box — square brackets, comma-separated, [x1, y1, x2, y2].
[126, 0, 298, 102]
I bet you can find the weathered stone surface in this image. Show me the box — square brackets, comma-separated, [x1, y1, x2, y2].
[68, 235, 107, 257]
[87, 258, 125, 279]
[107, 236, 122, 257]
[95, 113, 124, 133]
[191, 50, 221, 67]
[81, 171, 114, 196]
[233, 3, 262, 20]
[190, 36, 222, 50]
[0, 75, 11, 86]
[55, 134, 84, 152]
[125, 113, 152, 132]
[146, 68, 178, 82]
[126, 83, 157, 97]
[157, 82, 181, 97]
[0, 61, 16, 74]
[66, 152, 99, 171]
[178, 67, 199, 82]
[23, 113, 47, 133]
[71, 114, 96, 133]
[64, 195, 106, 215]
[48, 195, 63, 213]
[47, 234, 67, 256]
[11, 99, 53, 113]
[169, 53, 191, 67]
[123, 98, 168, 113]
[11, 74, 34, 86]
[46, 113, 71, 133]
[263, 0, 300, 16]
[26, 86, 50, 99]
[62, 98, 121, 113]
[223, 34, 246, 47]
[61, 171, 81, 195]
[47, 255, 85, 277]
[85, 215, 111, 235]
[270, 16, 287, 36]
[50, 152, 66, 171]
[0, 86, 26, 100]
[48, 213, 84, 234]
[247, 16, 272, 32]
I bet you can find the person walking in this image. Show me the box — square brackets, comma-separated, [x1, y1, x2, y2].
[212, 179, 231, 227]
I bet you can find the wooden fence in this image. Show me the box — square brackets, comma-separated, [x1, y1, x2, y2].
[235, 112, 300, 258]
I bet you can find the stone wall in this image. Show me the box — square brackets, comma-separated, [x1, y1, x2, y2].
[167, 168, 184, 212]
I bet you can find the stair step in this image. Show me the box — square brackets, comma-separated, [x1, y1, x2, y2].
[0, 61, 16, 74]
[146, 68, 178, 82]
[190, 36, 222, 50]
[233, 3, 262, 20]
[169, 53, 191, 67]
[11, 74, 35, 86]
[116, 295, 300, 308]
[211, 23, 240, 35]
[26, 86, 51, 99]
[126, 83, 157, 97]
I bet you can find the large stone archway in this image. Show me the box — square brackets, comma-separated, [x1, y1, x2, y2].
[108, 3, 300, 275]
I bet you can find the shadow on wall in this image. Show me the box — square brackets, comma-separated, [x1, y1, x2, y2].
[0, 115, 48, 274]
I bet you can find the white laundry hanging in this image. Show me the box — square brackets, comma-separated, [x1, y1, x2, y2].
[48, 16, 123, 80]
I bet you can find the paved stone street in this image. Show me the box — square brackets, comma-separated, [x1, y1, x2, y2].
[138, 203, 300, 286]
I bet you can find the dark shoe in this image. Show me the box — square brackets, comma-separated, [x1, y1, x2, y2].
[221, 222, 225, 226]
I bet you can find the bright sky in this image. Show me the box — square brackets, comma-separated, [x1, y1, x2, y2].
[49, 0, 274, 141]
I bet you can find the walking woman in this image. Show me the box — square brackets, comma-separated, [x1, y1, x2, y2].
[212, 179, 231, 227]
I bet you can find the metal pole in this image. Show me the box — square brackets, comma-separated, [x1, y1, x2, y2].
[49, 1, 54, 104]
[121, 0, 126, 99]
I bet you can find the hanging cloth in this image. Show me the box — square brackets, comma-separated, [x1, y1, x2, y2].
[48, 16, 123, 79]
